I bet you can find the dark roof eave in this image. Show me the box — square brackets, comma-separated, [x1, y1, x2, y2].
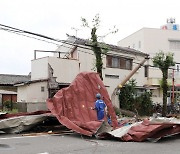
[0, 84, 14, 86]
[15, 79, 49, 86]
[67, 35, 148, 57]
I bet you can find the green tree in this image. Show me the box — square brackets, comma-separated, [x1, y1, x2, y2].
[119, 79, 153, 116]
[136, 91, 153, 116]
[119, 79, 137, 111]
[152, 51, 175, 116]
[81, 14, 118, 80]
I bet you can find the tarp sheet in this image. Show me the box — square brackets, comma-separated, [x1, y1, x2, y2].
[47, 72, 118, 136]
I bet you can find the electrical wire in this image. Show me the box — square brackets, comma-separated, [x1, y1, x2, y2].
[0, 23, 178, 71]
[0, 28, 61, 46]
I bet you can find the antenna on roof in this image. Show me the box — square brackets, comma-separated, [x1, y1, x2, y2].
[71, 27, 80, 37]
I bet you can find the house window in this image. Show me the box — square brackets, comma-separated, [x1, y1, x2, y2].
[105, 74, 119, 79]
[112, 57, 119, 68]
[106, 55, 132, 70]
[41, 86, 45, 92]
[120, 57, 126, 69]
[125, 59, 132, 70]
[106, 56, 112, 67]
[169, 41, 180, 50]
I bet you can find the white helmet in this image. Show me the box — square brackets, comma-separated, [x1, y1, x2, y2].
[96, 93, 101, 99]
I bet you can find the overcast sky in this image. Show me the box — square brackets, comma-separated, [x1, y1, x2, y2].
[0, 0, 179, 75]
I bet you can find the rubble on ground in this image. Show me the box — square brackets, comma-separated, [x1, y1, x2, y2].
[0, 72, 179, 142]
[0, 110, 179, 142]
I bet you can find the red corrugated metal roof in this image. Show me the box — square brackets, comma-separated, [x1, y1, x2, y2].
[121, 119, 180, 142]
[47, 72, 118, 136]
[98, 118, 180, 142]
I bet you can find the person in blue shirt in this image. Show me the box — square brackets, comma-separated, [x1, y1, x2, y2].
[94, 93, 107, 120]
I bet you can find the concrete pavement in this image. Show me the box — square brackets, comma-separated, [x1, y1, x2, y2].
[0, 133, 179, 154]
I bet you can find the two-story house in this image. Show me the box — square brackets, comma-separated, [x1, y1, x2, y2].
[16, 35, 149, 112]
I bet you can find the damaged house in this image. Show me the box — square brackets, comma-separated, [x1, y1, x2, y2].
[15, 35, 149, 112]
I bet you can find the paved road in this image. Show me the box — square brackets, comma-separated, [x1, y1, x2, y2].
[0, 133, 180, 154]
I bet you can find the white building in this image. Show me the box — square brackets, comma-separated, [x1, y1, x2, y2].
[118, 19, 180, 104]
[16, 35, 149, 112]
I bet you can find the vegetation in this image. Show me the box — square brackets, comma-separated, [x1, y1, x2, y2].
[2, 100, 18, 113]
[152, 51, 175, 116]
[81, 14, 118, 80]
[3, 100, 12, 110]
[119, 79, 153, 116]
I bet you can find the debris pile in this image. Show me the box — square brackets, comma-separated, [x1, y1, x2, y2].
[0, 111, 50, 133]
[0, 72, 179, 142]
[98, 117, 180, 142]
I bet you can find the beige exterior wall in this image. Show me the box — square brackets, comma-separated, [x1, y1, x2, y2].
[48, 57, 80, 83]
[31, 57, 80, 83]
[31, 57, 49, 80]
[118, 28, 180, 104]
[28, 46, 148, 108]
[78, 47, 96, 72]
[17, 81, 48, 112]
[17, 81, 48, 103]
[118, 28, 145, 51]
[118, 28, 180, 61]
[102, 51, 148, 97]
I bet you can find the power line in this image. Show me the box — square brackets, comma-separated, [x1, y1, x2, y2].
[0, 23, 178, 71]
[0, 23, 98, 51]
[0, 24, 62, 43]
[0, 27, 60, 46]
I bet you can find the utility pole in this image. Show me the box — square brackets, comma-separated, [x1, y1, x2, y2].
[172, 69, 175, 105]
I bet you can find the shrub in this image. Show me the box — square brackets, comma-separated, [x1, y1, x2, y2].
[3, 100, 12, 110]
[119, 79, 153, 116]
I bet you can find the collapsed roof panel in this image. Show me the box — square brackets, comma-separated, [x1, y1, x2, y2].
[0, 111, 50, 133]
[97, 117, 180, 142]
[47, 72, 118, 136]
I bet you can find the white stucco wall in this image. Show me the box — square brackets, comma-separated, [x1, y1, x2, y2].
[118, 28, 180, 62]
[31, 57, 49, 80]
[118, 28, 180, 104]
[31, 56, 80, 84]
[117, 28, 145, 51]
[17, 81, 48, 103]
[48, 57, 80, 83]
[77, 47, 96, 72]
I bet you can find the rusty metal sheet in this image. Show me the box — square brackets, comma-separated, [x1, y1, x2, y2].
[0, 111, 50, 119]
[99, 118, 180, 142]
[47, 72, 118, 136]
[122, 118, 180, 142]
